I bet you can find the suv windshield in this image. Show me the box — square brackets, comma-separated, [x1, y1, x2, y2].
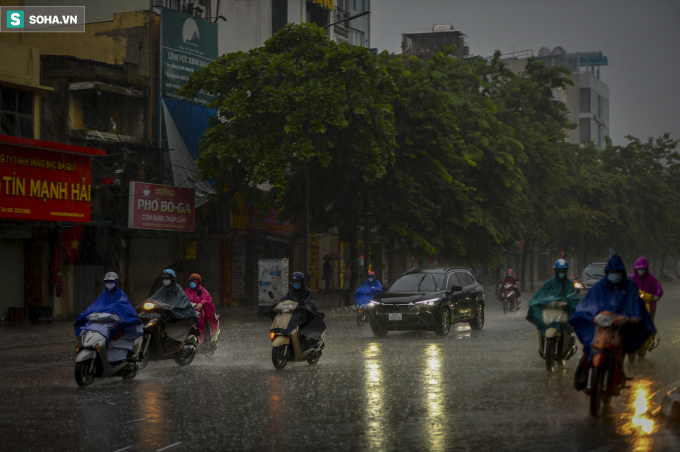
[582, 266, 605, 279]
[389, 273, 445, 292]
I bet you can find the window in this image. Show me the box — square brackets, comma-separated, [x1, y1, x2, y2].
[455, 272, 472, 287]
[272, 0, 287, 34]
[81, 90, 110, 131]
[447, 273, 462, 289]
[350, 28, 364, 46]
[0, 85, 33, 139]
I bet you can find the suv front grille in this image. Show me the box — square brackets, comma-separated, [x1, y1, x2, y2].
[377, 304, 419, 314]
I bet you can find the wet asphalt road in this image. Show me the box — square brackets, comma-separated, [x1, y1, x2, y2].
[3, 290, 680, 452]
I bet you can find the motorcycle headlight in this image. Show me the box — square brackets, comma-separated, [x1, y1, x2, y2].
[143, 302, 155, 310]
[594, 313, 616, 327]
[277, 304, 292, 313]
[574, 282, 583, 289]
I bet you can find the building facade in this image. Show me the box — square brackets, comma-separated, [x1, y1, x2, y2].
[401, 24, 469, 59]
[502, 46, 610, 148]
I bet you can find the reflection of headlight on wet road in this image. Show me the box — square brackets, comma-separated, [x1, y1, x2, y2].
[364, 343, 385, 450]
[622, 380, 656, 437]
[424, 343, 446, 452]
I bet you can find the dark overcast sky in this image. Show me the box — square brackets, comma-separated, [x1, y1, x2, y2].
[371, 0, 680, 146]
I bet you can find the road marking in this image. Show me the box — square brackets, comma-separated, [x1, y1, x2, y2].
[157, 442, 182, 451]
[111, 446, 134, 452]
[121, 417, 145, 424]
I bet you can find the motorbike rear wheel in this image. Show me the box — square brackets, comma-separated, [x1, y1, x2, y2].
[433, 308, 451, 336]
[544, 337, 555, 372]
[272, 346, 288, 369]
[174, 346, 196, 366]
[75, 360, 95, 387]
[589, 367, 607, 417]
[120, 364, 138, 380]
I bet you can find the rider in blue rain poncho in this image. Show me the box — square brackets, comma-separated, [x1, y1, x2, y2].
[74, 272, 142, 361]
[355, 271, 382, 306]
[569, 255, 656, 361]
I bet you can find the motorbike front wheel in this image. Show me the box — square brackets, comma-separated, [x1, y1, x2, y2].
[356, 311, 367, 328]
[544, 337, 555, 372]
[272, 346, 288, 369]
[75, 360, 95, 387]
[307, 350, 322, 365]
[589, 366, 608, 417]
[502, 301, 509, 315]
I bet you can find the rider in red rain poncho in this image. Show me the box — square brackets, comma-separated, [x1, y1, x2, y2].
[498, 268, 521, 302]
[185, 273, 219, 343]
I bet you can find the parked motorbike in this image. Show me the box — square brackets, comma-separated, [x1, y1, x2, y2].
[269, 299, 326, 370]
[499, 283, 520, 314]
[136, 300, 198, 368]
[586, 311, 629, 416]
[540, 301, 577, 372]
[74, 313, 143, 387]
[628, 291, 659, 363]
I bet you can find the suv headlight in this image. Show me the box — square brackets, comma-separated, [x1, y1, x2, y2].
[368, 300, 380, 306]
[416, 298, 439, 306]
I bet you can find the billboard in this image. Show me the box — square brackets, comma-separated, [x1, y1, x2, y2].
[0, 143, 92, 222]
[258, 258, 289, 307]
[160, 7, 217, 106]
[128, 181, 195, 232]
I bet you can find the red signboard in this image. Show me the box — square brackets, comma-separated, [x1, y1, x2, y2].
[128, 181, 195, 232]
[0, 140, 95, 222]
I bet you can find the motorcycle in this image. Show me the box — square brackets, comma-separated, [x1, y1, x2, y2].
[586, 311, 629, 416]
[540, 301, 577, 372]
[136, 300, 199, 368]
[628, 291, 660, 362]
[269, 299, 326, 370]
[193, 302, 220, 357]
[74, 313, 143, 387]
[499, 283, 520, 314]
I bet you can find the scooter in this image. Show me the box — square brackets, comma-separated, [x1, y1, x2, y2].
[74, 313, 143, 387]
[628, 291, 660, 363]
[539, 301, 577, 372]
[586, 311, 629, 416]
[270, 299, 326, 370]
[136, 300, 198, 368]
[193, 304, 220, 357]
[499, 283, 520, 314]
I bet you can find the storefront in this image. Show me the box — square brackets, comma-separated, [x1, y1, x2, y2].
[0, 134, 105, 322]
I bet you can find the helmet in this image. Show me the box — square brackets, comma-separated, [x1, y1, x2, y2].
[189, 273, 201, 282]
[291, 271, 305, 284]
[554, 259, 568, 269]
[506, 269, 513, 276]
[367, 271, 376, 277]
[161, 269, 176, 280]
[103, 272, 119, 282]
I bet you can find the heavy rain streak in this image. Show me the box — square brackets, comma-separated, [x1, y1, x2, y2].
[2, 1, 680, 451]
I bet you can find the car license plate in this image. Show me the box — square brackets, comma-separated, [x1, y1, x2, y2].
[388, 313, 402, 321]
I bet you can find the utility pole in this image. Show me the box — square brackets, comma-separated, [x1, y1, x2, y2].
[305, 162, 310, 279]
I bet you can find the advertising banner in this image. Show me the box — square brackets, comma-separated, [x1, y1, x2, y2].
[160, 7, 217, 106]
[128, 181, 195, 232]
[258, 258, 289, 307]
[0, 144, 92, 222]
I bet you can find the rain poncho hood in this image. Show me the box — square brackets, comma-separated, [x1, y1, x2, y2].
[630, 256, 663, 312]
[267, 286, 326, 340]
[149, 282, 199, 324]
[74, 284, 141, 340]
[355, 279, 383, 306]
[526, 270, 580, 334]
[569, 255, 656, 360]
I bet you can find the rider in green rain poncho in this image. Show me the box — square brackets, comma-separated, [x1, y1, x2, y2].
[526, 259, 581, 355]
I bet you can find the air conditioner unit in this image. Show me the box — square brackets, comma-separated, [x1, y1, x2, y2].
[193, 4, 205, 18]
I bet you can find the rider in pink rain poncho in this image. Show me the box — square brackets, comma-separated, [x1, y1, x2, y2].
[185, 273, 219, 343]
[630, 256, 663, 315]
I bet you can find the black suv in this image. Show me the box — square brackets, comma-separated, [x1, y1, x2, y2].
[367, 268, 485, 336]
